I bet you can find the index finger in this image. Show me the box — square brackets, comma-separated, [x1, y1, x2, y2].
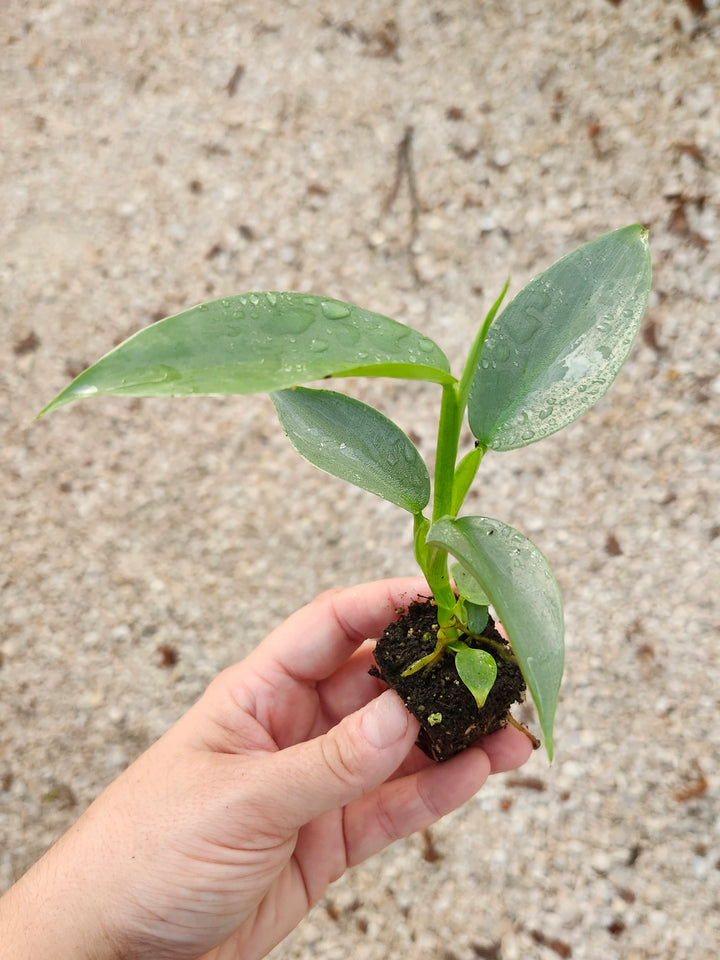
[248, 577, 428, 685]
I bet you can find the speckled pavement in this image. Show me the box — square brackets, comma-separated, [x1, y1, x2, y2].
[2, 2, 719, 958]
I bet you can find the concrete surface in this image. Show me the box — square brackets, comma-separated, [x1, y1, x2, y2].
[2, 2, 719, 957]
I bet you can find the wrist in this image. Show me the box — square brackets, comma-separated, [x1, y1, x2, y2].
[0, 832, 127, 960]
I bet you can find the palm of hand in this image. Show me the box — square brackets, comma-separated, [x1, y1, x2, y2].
[84, 580, 529, 960]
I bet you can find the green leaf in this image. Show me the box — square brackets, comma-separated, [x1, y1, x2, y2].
[449, 642, 497, 709]
[465, 601, 489, 636]
[468, 225, 651, 451]
[450, 445, 484, 514]
[428, 516, 564, 760]
[271, 387, 430, 514]
[451, 562, 489, 606]
[38, 293, 454, 417]
[451, 596, 488, 636]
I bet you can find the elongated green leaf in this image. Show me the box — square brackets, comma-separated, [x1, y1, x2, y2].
[449, 642, 497, 709]
[38, 293, 453, 417]
[450, 446, 483, 514]
[468, 225, 651, 451]
[427, 516, 564, 759]
[272, 387, 430, 513]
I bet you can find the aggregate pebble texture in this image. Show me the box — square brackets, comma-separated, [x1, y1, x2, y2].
[2, 1, 719, 958]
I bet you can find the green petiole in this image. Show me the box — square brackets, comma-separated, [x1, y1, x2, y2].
[418, 289, 507, 631]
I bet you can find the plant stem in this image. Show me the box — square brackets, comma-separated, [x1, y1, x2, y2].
[478, 636, 518, 666]
[506, 714, 542, 750]
[426, 545, 454, 623]
[432, 383, 462, 522]
[400, 638, 446, 677]
[424, 383, 464, 624]
[423, 287, 509, 625]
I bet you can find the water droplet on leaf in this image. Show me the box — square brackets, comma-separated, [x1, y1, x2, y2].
[511, 312, 543, 344]
[494, 341, 511, 362]
[320, 300, 351, 320]
[273, 307, 315, 335]
[71, 383, 98, 397]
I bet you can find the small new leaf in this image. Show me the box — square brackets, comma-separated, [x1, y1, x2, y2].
[450, 446, 483, 514]
[451, 562, 490, 606]
[451, 642, 498, 710]
[465, 601, 489, 636]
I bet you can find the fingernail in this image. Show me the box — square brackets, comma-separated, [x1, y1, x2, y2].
[361, 691, 410, 748]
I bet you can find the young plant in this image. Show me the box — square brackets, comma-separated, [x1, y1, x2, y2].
[39, 225, 651, 761]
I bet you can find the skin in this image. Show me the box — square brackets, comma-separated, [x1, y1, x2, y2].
[0, 578, 532, 960]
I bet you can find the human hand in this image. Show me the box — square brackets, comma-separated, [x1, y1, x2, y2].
[1, 578, 532, 960]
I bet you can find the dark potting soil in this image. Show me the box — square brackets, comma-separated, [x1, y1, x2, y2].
[370, 598, 527, 762]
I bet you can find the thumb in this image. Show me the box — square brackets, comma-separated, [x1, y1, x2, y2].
[254, 690, 418, 833]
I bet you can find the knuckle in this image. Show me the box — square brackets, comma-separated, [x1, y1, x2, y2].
[315, 587, 367, 644]
[373, 791, 403, 845]
[318, 727, 364, 791]
[415, 775, 443, 822]
[314, 586, 345, 605]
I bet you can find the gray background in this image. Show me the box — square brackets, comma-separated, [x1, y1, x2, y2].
[2, 1, 719, 958]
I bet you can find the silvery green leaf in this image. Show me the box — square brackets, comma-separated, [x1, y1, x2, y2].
[469, 225, 651, 451]
[428, 515, 564, 759]
[272, 387, 430, 514]
[39, 293, 453, 417]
